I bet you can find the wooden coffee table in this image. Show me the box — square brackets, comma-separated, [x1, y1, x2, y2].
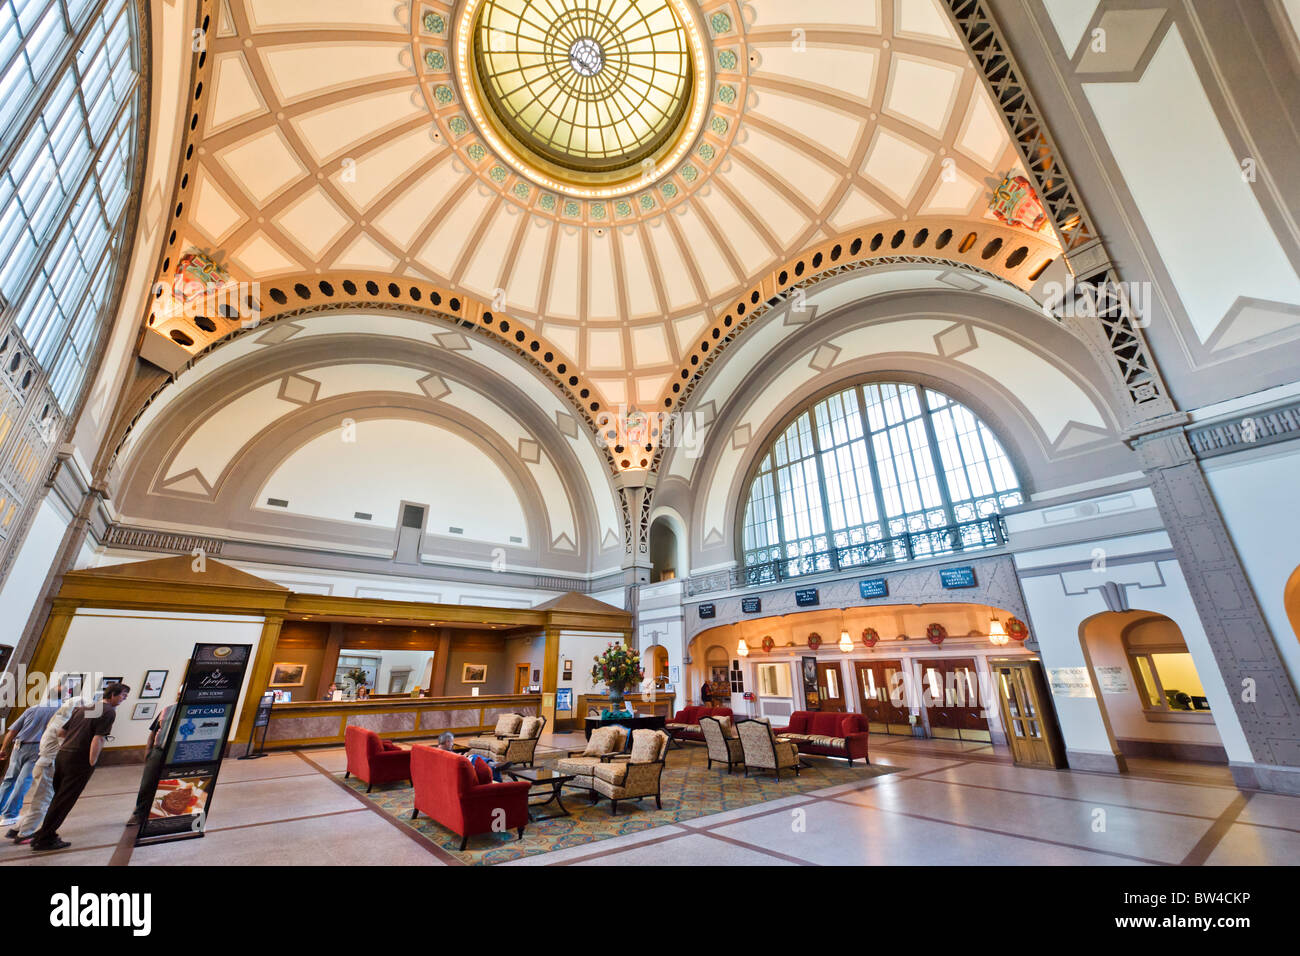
[503, 767, 576, 820]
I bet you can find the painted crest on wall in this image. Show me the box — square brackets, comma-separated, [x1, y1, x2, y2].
[987, 172, 1048, 233]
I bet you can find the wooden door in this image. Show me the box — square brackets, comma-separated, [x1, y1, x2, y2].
[919, 658, 989, 739]
[816, 662, 846, 712]
[514, 663, 530, 694]
[854, 660, 908, 724]
[993, 660, 1065, 768]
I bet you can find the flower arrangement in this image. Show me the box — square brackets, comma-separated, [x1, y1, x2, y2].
[591, 643, 644, 706]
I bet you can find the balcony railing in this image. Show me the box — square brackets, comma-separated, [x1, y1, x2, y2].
[685, 515, 1007, 597]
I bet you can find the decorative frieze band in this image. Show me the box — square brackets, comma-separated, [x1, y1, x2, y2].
[1186, 400, 1300, 459]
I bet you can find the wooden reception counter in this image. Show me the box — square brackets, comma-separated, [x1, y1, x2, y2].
[261, 694, 543, 749]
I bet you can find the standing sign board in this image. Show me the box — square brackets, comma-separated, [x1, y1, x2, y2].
[136, 643, 252, 845]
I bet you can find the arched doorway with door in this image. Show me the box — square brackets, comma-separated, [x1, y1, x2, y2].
[1080, 611, 1228, 769]
[642, 644, 670, 692]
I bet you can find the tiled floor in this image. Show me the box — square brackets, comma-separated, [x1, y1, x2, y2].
[1, 734, 1294, 866]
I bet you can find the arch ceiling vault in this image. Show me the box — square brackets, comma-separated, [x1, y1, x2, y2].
[142, 0, 1072, 471]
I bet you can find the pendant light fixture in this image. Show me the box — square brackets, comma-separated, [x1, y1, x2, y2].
[736, 632, 749, 657]
[838, 608, 853, 652]
[988, 616, 1009, 646]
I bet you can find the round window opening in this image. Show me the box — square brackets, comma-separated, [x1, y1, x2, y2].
[568, 37, 605, 77]
[463, 0, 704, 190]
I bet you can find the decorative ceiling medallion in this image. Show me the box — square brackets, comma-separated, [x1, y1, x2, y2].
[454, 0, 712, 198]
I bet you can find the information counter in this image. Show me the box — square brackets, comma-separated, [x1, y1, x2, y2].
[262, 693, 543, 748]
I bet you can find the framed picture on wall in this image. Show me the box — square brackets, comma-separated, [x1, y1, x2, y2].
[98, 676, 123, 694]
[269, 662, 307, 687]
[62, 674, 85, 700]
[462, 663, 488, 684]
[669, 665, 680, 682]
[131, 702, 157, 721]
[563, 659, 573, 671]
[139, 670, 168, 699]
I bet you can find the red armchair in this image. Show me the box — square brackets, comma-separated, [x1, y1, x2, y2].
[774, 712, 870, 766]
[409, 745, 532, 851]
[665, 706, 734, 743]
[344, 725, 412, 791]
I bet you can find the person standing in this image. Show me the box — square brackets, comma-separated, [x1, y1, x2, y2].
[0, 689, 62, 825]
[30, 683, 130, 852]
[7, 689, 88, 844]
[126, 692, 180, 827]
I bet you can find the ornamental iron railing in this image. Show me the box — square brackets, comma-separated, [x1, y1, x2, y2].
[685, 514, 1007, 597]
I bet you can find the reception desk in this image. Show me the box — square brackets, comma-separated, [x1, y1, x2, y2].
[261, 694, 543, 749]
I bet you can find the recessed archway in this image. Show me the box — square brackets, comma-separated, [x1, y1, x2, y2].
[1079, 610, 1227, 768]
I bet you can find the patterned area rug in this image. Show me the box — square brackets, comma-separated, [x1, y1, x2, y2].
[337, 744, 897, 865]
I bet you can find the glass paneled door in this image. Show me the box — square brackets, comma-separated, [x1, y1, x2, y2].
[816, 662, 846, 712]
[918, 658, 990, 741]
[853, 660, 910, 732]
[992, 659, 1064, 768]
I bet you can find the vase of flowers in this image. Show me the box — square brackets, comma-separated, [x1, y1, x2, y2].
[591, 643, 644, 712]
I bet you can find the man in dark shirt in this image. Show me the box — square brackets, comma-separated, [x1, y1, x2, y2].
[30, 682, 130, 852]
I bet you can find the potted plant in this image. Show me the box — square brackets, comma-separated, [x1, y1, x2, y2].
[591, 643, 644, 714]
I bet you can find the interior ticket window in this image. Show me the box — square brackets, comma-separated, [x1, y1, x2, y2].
[1129, 650, 1212, 714]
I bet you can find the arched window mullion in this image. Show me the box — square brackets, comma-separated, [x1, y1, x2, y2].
[916, 396, 960, 539]
[852, 383, 894, 561]
[806, 405, 840, 575]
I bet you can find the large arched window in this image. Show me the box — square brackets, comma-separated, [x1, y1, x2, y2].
[741, 383, 1023, 583]
[0, 0, 143, 562]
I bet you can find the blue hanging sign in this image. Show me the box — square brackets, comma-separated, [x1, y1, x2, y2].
[795, 587, 820, 607]
[939, 566, 977, 589]
[698, 603, 716, 619]
[859, 578, 889, 599]
[741, 596, 762, 614]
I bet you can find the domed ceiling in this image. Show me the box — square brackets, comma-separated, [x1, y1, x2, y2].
[148, 0, 1060, 465]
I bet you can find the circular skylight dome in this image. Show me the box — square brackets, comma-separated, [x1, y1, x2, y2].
[465, 0, 701, 188]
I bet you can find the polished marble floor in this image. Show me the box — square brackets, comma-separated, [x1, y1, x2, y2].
[1, 734, 1294, 866]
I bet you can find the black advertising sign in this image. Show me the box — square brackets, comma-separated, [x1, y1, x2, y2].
[136, 643, 252, 845]
[698, 603, 716, 619]
[795, 587, 820, 607]
[253, 691, 274, 728]
[741, 596, 762, 614]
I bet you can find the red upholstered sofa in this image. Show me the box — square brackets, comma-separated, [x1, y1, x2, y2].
[774, 712, 870, 766]
[410, 745, 532, 851]
[344, 725, 412, 791]
[666, 706, 734, 742]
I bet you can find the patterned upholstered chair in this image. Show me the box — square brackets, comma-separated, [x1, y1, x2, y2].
[590, 729, 669, 815]
[699, 715, 744, 773]
[465, 713, 547, 768]
[555, 725, 629, 791]
[736, 718, 801, 780]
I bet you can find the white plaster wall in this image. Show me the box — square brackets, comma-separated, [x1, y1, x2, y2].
[51, 609, 266, 750]
[1203, 444, 1300, 696]
[1015, 540, 1252, 764]
[0, 497, 70, 655]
